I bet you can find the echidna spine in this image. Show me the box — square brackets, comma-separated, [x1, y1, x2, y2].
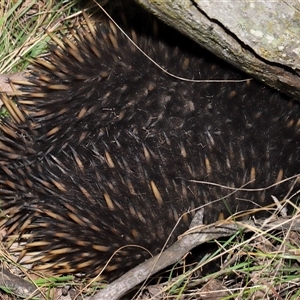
[0, 7, 299, 281]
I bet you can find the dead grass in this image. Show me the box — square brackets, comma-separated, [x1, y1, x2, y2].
[0, 1, 300, 299]
[0, 0, 84, 74]
[129, 209, 300, 300]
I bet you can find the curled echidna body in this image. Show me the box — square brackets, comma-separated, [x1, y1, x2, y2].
[0, 7, 299, 280]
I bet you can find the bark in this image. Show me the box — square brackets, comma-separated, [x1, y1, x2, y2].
[135, 0, 300, 99]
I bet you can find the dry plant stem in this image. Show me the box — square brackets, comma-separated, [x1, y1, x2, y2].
[0, 268, 41, 299]
[135, 0, 300, 98]
[90, 209, 204, 300]
[91, 212, 300, 300]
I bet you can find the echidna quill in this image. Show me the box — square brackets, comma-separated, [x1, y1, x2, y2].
[0, 8, 299, 281]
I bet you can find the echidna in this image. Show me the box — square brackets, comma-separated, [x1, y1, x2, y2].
[0, 7, 299, 281]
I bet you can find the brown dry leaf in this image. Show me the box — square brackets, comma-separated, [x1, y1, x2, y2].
[0, 72, 27, 93]
[199, 279, 230, 299]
